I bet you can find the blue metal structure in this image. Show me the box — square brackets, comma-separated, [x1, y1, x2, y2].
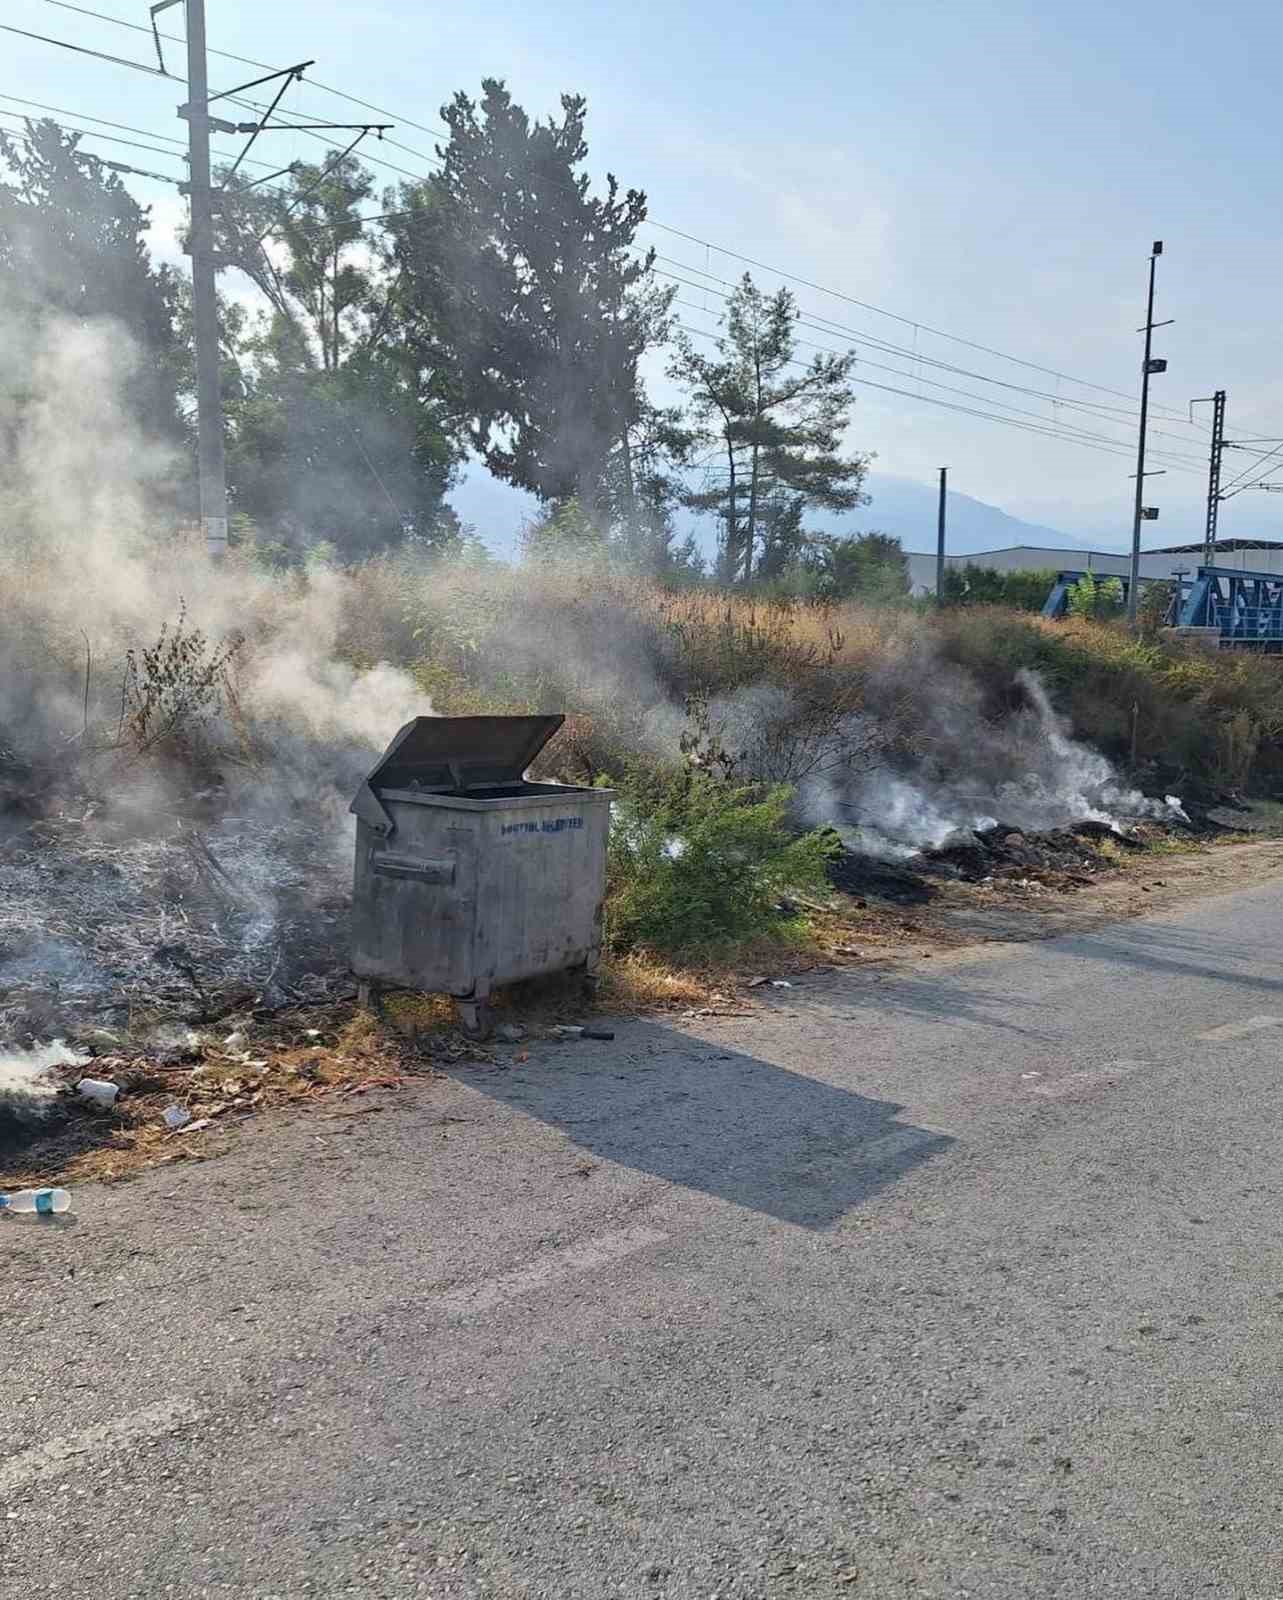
[1042, 563, 1283, 649]
[1175, 565, 1283, 648]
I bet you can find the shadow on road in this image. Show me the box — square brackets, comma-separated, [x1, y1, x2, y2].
[1061, 921, 1283, 997]
[448, 1020, 953, 1229]
[765, 965, 1057, 1040]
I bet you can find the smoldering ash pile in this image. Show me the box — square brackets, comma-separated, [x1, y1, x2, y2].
[806, 669, 1180, 859]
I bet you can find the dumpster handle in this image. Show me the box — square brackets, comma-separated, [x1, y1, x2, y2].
[369, 851, 455, 885]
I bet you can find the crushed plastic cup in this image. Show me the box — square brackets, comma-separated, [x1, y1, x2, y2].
[162, 1103, 191, 1130]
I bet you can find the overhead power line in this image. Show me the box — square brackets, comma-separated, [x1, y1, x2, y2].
[27, 0, 1208, 430]
[0, 104, 188, 165]
[24, 0, 1280, 475]
[646, 218, 1198, 426]
[39, 0, 453, 139]
[669, 298, 1206, 472]
[673, 319, 1204, 476]
[0, 91, 191, 150]
[0, 22, 169, 77]
[657, 262, 1209, 453]
[0, 120, 182, 184]
[1220, 439, 1283, 499]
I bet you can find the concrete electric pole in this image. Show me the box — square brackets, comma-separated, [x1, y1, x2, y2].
[1127, 241, 1168, 629]
[180, 0, 229, 559]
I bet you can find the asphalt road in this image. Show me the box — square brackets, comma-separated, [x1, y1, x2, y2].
[6, 875, 1283, 1599]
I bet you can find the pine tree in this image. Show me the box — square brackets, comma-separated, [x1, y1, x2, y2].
[386, 80, 672, 518]
[670, 274, 870, 584]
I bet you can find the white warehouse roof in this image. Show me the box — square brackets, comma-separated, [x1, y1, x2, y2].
[904, 540, 1283, 595]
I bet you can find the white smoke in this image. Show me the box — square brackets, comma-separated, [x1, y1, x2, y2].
[820, 668, 1171, 858]
[0, 311, 438, 1036]
[0, 1040, 87, 1121]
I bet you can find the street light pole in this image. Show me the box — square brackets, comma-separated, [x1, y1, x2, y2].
[1128, 241, 1166, 628]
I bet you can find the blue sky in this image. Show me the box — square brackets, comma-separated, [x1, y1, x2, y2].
[6, 0, 1283, 551]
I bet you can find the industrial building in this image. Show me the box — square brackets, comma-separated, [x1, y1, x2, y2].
[905, 538, 1283, 596]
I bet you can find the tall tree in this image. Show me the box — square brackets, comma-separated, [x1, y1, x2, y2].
[603, 398, 702, 577]
[670, 274, 870, 584]
[386, 80, 672, 519]
[0, 119, 187, 453]
[213, 152, 460, 560]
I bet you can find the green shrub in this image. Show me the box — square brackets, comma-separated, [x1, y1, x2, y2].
[1067, 571, 1124, 620]
[940, 565, 1058, 612]
[605, 767, 835, 954]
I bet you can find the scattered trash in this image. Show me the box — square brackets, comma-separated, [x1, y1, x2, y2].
[583, 1026, 615, 1041]
[514, 1050, 529, 1064]
[76, 1076, 120, 1109]
[223, 1031, 246, 1050]
[496, 1023, 525, 1043]
[554, 1025, 585, 1039]
[162, 1103, 191, 1130]
[0, 1187, 71, 1215]
[770, 980, 793, 989]
[304, 1029, 322, 1039]
[175, 1117, 213, 1135]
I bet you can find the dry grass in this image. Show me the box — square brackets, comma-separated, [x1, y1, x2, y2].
[0, 1004, 441, 1187]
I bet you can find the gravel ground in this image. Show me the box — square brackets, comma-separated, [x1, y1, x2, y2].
[5, 872, 1283, 1598]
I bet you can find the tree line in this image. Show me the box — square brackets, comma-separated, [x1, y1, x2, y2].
[0, 83, 911, 598]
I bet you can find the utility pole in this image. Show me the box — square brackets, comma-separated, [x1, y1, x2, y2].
[935, 466, 948, 603]
[181, 0, 228, 559]
[1196, 388, 1227, 567]
[1128, 240, 1168, 629]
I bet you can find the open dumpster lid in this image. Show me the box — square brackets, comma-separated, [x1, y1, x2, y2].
[350, 714, 565, 834]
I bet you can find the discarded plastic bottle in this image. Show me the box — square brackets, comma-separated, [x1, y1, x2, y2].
[0, 1188, 71, 1216]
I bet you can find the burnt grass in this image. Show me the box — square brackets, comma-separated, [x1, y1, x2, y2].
[824, 806, 1239, 908]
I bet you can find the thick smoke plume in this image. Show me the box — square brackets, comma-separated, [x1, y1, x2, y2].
[0, 309, 435, 1043]
[0, 310, 429, 763]
[814, 661, 1173, 857]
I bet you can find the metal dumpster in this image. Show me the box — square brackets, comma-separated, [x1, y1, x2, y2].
[349, 714, 612, 1036]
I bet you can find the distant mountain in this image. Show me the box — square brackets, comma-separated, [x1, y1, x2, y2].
[445, 465, 1101, 561]
[848, 474, 1098, 556]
